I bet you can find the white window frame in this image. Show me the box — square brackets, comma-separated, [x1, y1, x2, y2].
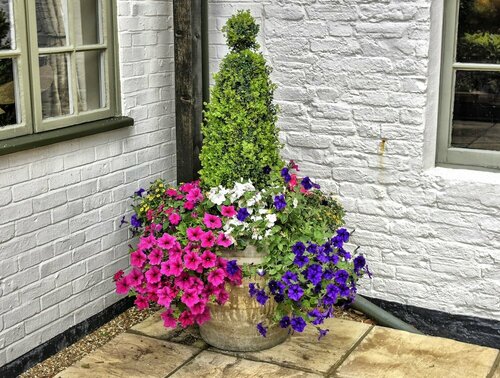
[437, 0, 500, 170]
[0, 0, 119, 142]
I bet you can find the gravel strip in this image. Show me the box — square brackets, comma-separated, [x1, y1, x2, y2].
[20, 306, 158, 378]
[21, 306, 374, 378]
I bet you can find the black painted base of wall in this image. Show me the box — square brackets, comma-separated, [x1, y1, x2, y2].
[365, 296, 500, 349]
[0, 297, 134, 378]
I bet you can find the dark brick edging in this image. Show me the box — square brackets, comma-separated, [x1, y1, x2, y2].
[365, 296, 500, 349]
[0, 297, 134, 378]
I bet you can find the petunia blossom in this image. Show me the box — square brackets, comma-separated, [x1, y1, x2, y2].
[183, 251, 202, 270]
[169, 212, 181, 226]
[158, 234, 177, 250]
[200, 250, 217, 269]
[216, 233, 233, 248]
[130, 250, 147, 267]
[221, 205, 237, 217]
[187, 226, 204, 241]
[148, 248, 163, 265]
[203, 213, 222, 229]
[207, 268, 225, 286]
[200, 231, 216, 248]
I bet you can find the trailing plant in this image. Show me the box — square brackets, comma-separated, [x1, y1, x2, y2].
[199, 10, 283, 190]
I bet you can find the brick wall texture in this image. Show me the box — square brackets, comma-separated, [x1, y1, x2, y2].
[208, 0, 500, 322]
[0, 1, 175, 365]
[1, 0, 499, 367]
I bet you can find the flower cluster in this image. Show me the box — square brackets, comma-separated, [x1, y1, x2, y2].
[115, 180, 242, 328]
[249, 228, 369, 338]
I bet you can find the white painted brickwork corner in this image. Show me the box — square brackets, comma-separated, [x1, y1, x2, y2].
[209, 0, 500, 322]
[0, 1, 175, 365]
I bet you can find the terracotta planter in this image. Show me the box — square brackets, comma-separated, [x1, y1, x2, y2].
[199, 245, 289, 351]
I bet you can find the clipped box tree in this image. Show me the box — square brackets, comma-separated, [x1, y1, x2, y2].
[199, 10, 283, 190]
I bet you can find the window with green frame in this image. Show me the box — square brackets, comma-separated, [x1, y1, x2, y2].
[0, 0, 120, 143]
[437, 0, 500, 169]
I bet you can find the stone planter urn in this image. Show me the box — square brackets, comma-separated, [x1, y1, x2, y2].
[199, 245, 289, 351]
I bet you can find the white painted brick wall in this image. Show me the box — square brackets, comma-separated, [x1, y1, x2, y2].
[0, 1, 175, 365]
[209, 1, 500, 322]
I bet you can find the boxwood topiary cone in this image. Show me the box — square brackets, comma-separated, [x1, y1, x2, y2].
[199, 10, 283, 190]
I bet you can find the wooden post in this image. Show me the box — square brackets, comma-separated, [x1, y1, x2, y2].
[174, 0, 203, 183]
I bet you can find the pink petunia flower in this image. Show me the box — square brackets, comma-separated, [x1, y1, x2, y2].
[145, 266, 162, 284]
[113, 270, 125, 282]
[184, 201, 195, 210]
[186, 226, 204, 241]
[183, 251, 202, 271]
[181, 288, 200, 308]
[161, 310, 177, 328]
[169, 242, 183, 259]
[151, 223, 163, 232]
[161, 257, 184, 277]
[115, 278, 130, 294]
[221, 205, 237, 217]
[148, 248, 164, 265]
[187, 276, 204, 294]
[130, 250, 147, 267]
[175, 272, 192, 291]
[157, 287, 174, 307]
[169, 212, 181, 226]
[200, 231, 216, 248]
[166, 188, 178, 197]
[134, 295, 149, 310]
[137, 234, 157, 251]
[217, 289, 230, 305]
[186, 187, 203, 203]
[146, 209, 154, 221]
[179, 182, 194, 193]
[207, 268, 225, 287]
[200, 250, 217, 269]
[178, 310, 195, 328]
[195, 307, 211, 325]
[216, 233, 233, 248]
[189, 300, 207, 315]
[127, 268, 144, 287]
[203, 213, 222, 229]
[158, 234, 177, 250]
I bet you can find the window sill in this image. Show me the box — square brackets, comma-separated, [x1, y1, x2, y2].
[427, 166, 500, 186]
[0, 116, 134, 157]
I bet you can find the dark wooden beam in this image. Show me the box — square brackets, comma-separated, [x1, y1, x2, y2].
[174, 0, 203, 183]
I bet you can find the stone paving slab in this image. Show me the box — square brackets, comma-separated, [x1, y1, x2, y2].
[55, 332, 200, 378]
[214, 318, 372, 375]
[170, 350, 321, 377]
[333, 325, 499, 378]
[130, 310, 207, 348]
[492, 360, 500, 378]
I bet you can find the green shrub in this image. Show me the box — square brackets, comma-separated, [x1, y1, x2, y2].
[199, 10, 283, 190]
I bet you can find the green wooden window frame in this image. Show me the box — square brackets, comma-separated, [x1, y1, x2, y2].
[0, 0, 129, 152]
[437, 0, 500, 170]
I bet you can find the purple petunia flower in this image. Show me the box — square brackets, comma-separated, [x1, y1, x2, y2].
[257, 322, 267, 337]
[308, 308, 325, 326]
[330, 254, 340, 265]
[274, 294, 284, 303]
[282, 271, 298, 285]
[134, 188, 146, 197]
[288, 284, 304, 301]
[119, 216, 128, 228]
[301, 177, 313, 190]
[316, 252, 329, 264]
[306, 243, 318, 254]
[354, 255, 366, 274]
[237, 208, 250, 222]
[227, 260, 240, 276]
[263, 165, 271, 174]
[256, 290, 269, 305]
[268, 280, 279, 294]
[306, 264, 323, 286]
[318, 328, 329, 340]
[279, 316, 291, 328]
[365, 264, 373, 279]
[281, 167, 291, 183]
[323, 269, 335, 281]
[292, 242, 306, 256]
[336, 228, 350, 242]
[131, 214, 142, 228]
[335, 270, 349, 285]
[291, 316, 307, 332]
[274, 194, 287, 211]
[293, 254, 309, 268]
[249, 283, 257, 297]
[339, 285, 351, 297]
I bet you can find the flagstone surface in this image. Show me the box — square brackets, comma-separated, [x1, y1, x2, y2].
[218, 318, 371, 375]
[170, 351, 321, 377]
[56, 313, 500, 378]
[55, 333, 201, 378]
[333, 326, 499, 378]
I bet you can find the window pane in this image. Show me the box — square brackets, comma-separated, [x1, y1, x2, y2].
[36, 0, 68, 48]
[0, 1, 13, 50]
[451, 70, 500, 151]
[456, 0, 500, 64]
[75, 0, 101, 45]
[39, 54, 72, 118]
[0, 58, 18, 126]
[76, 50, 104, 112]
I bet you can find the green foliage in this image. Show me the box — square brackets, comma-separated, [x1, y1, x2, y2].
[199, 10, 283, 190]
[222, 10, 259, 52]
[457, 32, 500, 64]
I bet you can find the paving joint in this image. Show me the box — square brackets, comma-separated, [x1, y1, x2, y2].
[325, 324, 375, 377]
[164, 345, 208, 378]
[486, 350, 500, 378]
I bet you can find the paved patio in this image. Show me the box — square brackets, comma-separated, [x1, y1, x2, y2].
[55, 311, 499, 378]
